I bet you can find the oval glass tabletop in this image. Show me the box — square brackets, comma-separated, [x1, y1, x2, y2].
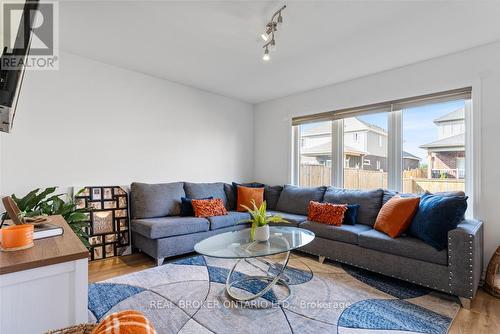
[194, 226, 315, 259]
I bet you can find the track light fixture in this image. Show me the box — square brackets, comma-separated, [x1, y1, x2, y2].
[261, 5, 286, 61]
[263, 47, 270, 61]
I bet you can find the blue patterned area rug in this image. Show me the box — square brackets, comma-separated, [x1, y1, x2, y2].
[88, 254, 460, 334]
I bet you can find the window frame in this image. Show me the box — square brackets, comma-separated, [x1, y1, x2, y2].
[292, 88, 472, 195]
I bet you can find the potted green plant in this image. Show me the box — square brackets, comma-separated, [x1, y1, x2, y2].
[239, 200, 288, 241]
[3, 187, 91, 249]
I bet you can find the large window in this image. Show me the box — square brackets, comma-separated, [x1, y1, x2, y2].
[292, 88, 471, 194]
[298, 120, 332, 187]
[402, 100, 466, 194]
[343, 113, 388, 190]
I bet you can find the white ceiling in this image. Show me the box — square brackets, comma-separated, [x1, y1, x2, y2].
[59, 1, 500, 103]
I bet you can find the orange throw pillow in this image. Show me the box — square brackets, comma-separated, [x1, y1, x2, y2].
[92, 310, 157, 334]
[191, 198, 228, 218]
[374, 196, 420, 238]
[307, 201, 347, 226]
[236, 186, 264, 212]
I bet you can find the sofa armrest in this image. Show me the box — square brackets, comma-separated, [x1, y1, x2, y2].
[448, 219, 484, 299]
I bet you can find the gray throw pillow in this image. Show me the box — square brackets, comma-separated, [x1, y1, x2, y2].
[131, 182, 185, 219]
[324, 187, 383, 226]
[383, 189, 465, 205]
[275, 185, 327, 215]
[382, 189, 418, 205]
[265, 185, 283, 210]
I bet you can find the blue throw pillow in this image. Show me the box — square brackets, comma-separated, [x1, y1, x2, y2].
[342, 204, 360, 225]
[409, 193, 468, 250]
[180, 197, 212, 217]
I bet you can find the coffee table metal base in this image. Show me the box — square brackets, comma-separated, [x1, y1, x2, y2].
[225, 250, 291, 305]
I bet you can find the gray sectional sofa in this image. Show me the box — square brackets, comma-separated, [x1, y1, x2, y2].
[130, 182, 483, 307]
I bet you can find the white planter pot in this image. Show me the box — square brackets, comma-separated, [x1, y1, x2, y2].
[254, 225, 270, 242]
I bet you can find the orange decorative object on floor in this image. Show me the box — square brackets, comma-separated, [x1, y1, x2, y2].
[236, 186, 264, 212]
[191, 198, 228, 218]
[374, 196, 420, 238]
[307, 201, 347, 226]
[0, 224, 34, 251]
[92, 310, 157, 334]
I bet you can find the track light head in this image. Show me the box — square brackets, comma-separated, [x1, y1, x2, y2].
[277, 13, 283, 24]
[261, 33, 269, 42]
[263, 47, 270, 61]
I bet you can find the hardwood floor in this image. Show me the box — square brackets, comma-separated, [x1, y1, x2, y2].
[88, 253, 155, 283]
[89, 253, 500, 334]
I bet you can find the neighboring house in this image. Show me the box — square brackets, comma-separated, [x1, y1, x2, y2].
[420, 107, 465, 179]
[300, 118, 420, 171]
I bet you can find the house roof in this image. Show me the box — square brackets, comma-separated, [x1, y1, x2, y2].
[301, 142, 367, 157]
[420, 133, 465, 149]
[403, 151, 421, 161]
[434, 107, 464, 123]
[301, 142, 420, 161]
[356, 118, 387, 135]
[300, 117, 388, 137]
[300, 122, 331, 136]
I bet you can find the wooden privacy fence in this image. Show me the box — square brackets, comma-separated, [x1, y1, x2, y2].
[299, 165, 464, 193]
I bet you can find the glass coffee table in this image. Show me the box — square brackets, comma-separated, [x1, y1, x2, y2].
[194, 226, 315, 305]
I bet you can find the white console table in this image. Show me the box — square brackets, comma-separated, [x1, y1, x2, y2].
[0, 215, 89, 334]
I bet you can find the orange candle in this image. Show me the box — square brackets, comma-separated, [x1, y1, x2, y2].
[0, 224, 34, 251]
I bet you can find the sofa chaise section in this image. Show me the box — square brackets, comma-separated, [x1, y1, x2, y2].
[298, 186, 483, 308]
[131, 182, 249, 265]
[132, 217, 209, 239]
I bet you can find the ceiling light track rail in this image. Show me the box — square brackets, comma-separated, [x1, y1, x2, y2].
[261, 5, 286, 61]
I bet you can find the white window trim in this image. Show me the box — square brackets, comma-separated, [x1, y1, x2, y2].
[332, 120, 344, 187]
[388, 109, 402, 190]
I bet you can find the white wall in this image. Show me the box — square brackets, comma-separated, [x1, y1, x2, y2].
[0, 51, 254, 196]
[254, 41, 500, 266]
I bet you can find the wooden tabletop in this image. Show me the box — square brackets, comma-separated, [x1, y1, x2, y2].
[0, 215, 89, 275]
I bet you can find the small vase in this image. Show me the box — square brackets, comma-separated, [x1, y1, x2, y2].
[254, 225, 270, 242]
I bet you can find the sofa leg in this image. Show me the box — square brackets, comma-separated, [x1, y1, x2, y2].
[318, 256, 326, 264]
[459, 297, 471, 309]
[156, 258, 164, 266]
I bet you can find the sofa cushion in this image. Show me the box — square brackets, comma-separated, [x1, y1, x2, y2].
[264, 185, 283, 210]
[192, 198, 228, 218]
[382, 190, 418, 205]
[358, 229, 448, 265]
[184, 182, 229, 209]
[382, 189, 464, 205]
[236, 186, 264, 212]
[130, 182, 185, 219]
[343, 204, 360, 225]
[374, 196, 420, 238]
[180, 196, 212, 217]
[323, 187, 383, 226]
[224, 183, 236, 210]
[207, 211, 250, 230]
[275, 185, 327, 215]
[267, 210, 308, 227]
[307, 201, 347, 226]
[131, 216, 209, 239]
[300, 221, 371, 244]
[409, 193, 468, 250]
[232, 182, 265, 209]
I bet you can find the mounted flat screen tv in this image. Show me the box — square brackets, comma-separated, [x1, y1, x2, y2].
[0, 0, 39, 133]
